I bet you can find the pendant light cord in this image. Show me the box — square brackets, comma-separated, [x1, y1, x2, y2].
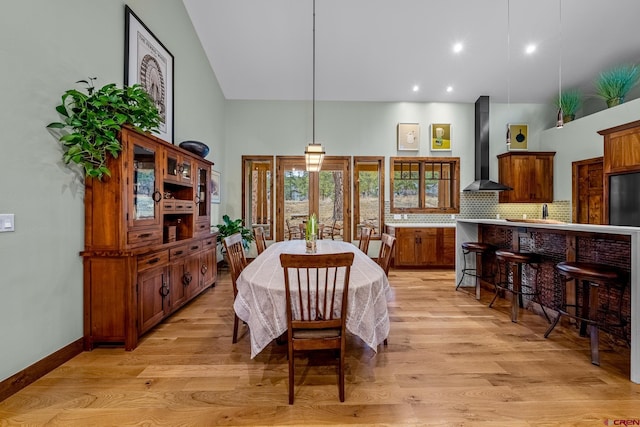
[558, 0, 562, 106]
[312, 0, 316, 143]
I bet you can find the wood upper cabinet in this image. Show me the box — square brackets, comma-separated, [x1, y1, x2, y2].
[600, 120, 640, 175]
[82, 127, 217, 351]
[386, 226, 455, 268]
[498, 152, 555, 203]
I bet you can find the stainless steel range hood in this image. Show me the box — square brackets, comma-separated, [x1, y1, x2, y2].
[463, 96, 512, 192]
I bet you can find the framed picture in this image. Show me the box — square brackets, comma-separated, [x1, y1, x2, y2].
[430, 123, 452, 151]
[211, 169, 221, 204]
[397, 123, 420, 151]
[125, 5, 174, 143]
[508, 124, 528, 150]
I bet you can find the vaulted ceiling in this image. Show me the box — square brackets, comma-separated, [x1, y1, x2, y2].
[183, 0, 640, 104]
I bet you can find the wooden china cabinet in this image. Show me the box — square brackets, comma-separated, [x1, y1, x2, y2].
[82, 126, 217, 350]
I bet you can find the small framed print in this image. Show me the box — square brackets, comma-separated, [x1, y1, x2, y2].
[508, 124, 528, 150]
[211, 169, 221, 204]
[431, 123, 452, 151]
[397, 123, 420, 151]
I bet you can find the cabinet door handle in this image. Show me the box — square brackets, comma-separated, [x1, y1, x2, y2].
[191, 245, 199, 251]
[139, 233, 152, 239]
[147, 257, 160, 265]
[159, 285, 170, 297]
[174, 250, 183, 256]
[201, 264, 208, 275]
[194, 195, 201, 205]
[152, 190, 162, 203]
[183, 272, 192, 285]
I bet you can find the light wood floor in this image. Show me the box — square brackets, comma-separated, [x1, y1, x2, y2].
[1, 269, 639, 426]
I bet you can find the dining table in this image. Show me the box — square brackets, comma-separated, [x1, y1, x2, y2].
[234, 239, 392, 358]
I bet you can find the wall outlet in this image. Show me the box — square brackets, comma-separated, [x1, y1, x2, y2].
[403, 214, 408, 219]
[523, 214, 527, 219]
[450, 214, 456, 220]
[393, 214, 401, 220]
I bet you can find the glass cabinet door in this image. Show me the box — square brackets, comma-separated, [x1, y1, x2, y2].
[165, 151, 192, 184]
[196, 163, 210, 221]
[131, 141, 161, 228]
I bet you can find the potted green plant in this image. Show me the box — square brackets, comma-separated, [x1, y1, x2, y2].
[215, 215, 254, 251]
[554, 89, 582, 123]
[595, 64, 640, 108]
[47, 77, 161, 179]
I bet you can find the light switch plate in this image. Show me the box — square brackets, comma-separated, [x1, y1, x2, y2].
[0, 214, 15, 232]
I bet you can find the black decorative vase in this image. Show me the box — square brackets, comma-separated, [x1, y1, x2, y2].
[179, 140, 210, 158]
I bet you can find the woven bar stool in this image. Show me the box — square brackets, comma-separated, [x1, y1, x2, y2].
[490, 250, 551, 323]
[456, 242, 496, 300]
[544, 262, 628, 366]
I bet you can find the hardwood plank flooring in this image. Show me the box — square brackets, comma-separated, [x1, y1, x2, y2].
[1, 268, 639, 426]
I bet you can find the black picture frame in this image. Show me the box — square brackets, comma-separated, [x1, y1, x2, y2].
[124, 5, 174, 143]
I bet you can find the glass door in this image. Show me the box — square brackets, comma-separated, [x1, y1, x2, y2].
[276, 156, 350, 241]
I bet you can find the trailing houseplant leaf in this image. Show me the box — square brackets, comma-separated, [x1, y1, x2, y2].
[215, 214, 255, 250]
[47, 77, 161, 179]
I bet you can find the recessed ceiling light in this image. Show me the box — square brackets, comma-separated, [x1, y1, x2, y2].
[412, 85, 419, 92]
[525, 44, 537, 54]
[446, 86, 453, 93]
[453, 42, 463, 53]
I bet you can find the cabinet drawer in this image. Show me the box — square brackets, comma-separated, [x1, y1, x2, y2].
[201, 237, 216, 251]
[194, 221, 210, 235]
[162, 200, 177, 212]
[170, 244, 189, 260]
[174, 200, 194, 213]
[186, 241, 203, 255]
[137, 250, 169, 273]
[127, 229, 163, 248]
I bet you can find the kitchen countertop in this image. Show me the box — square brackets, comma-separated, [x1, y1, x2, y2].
[456, 218, 640, 235]
[385, 222, 456, 228]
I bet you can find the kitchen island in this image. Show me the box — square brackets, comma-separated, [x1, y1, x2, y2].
[456, 218, 640, 383]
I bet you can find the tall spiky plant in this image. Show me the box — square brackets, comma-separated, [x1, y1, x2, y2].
[554, 89, 582, 121]
[595, 64, 640, 107]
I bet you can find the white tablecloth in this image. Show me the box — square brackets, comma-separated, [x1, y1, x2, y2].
[234, 240, 392, 358]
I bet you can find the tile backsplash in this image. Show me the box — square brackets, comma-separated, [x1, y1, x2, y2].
[384, 192, 571, 224]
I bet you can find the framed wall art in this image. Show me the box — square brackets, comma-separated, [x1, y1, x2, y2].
[211, 169, 221, 204]
[397, 123, 420, 151]
[125, 5, 174, 143]
[430, 123, 452, 151]
[508, 124, 528, 150]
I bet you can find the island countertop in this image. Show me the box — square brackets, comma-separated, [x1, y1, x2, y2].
[455, 217, 640, 384]
[456, 218, 640, 235]
[385, 222, 455, 228]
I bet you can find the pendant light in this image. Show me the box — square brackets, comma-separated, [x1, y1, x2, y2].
[305, 0, 325, 172]
[556, 0, 564, 128]
[506, 0, 511, 145]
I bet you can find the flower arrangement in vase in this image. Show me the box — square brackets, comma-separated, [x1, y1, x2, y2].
[305, 213, 318, 253]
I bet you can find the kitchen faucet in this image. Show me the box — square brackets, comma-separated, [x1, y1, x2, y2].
[542, 203, 549, 220]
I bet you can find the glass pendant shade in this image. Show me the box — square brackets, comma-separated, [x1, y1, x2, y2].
[305, 143, 325, 172]
[556, 108, 564, 128]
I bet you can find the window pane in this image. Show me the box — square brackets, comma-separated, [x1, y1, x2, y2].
[283, 168, 309, 240]
[393, 162, 419, 209]
[355, 159, 382, 238]
[319, 169, 343, 240]
[243, 156, 273, 240]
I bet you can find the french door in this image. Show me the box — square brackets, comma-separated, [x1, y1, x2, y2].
[276, 156, 351, 242]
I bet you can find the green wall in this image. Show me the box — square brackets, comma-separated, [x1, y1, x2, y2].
[0, 0, 224, 382]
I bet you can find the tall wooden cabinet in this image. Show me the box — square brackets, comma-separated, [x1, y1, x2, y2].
[497, 152, 555, 203]
[82, 127, 217, 350]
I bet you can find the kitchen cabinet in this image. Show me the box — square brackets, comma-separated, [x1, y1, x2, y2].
[385, 225, 455, 268]
[82, 126, 218, 351]
[498, 152, 555, 203]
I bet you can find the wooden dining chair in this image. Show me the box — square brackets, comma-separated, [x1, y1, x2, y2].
[358, 226, 372, 255]
[279, 252, 355, 404]
[377, 233, 396, 276]
[223, 233, 248, 343]
[286, 219, 302, 240]
[377, 233, 396, 347]
[253, 226, 267, 255]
